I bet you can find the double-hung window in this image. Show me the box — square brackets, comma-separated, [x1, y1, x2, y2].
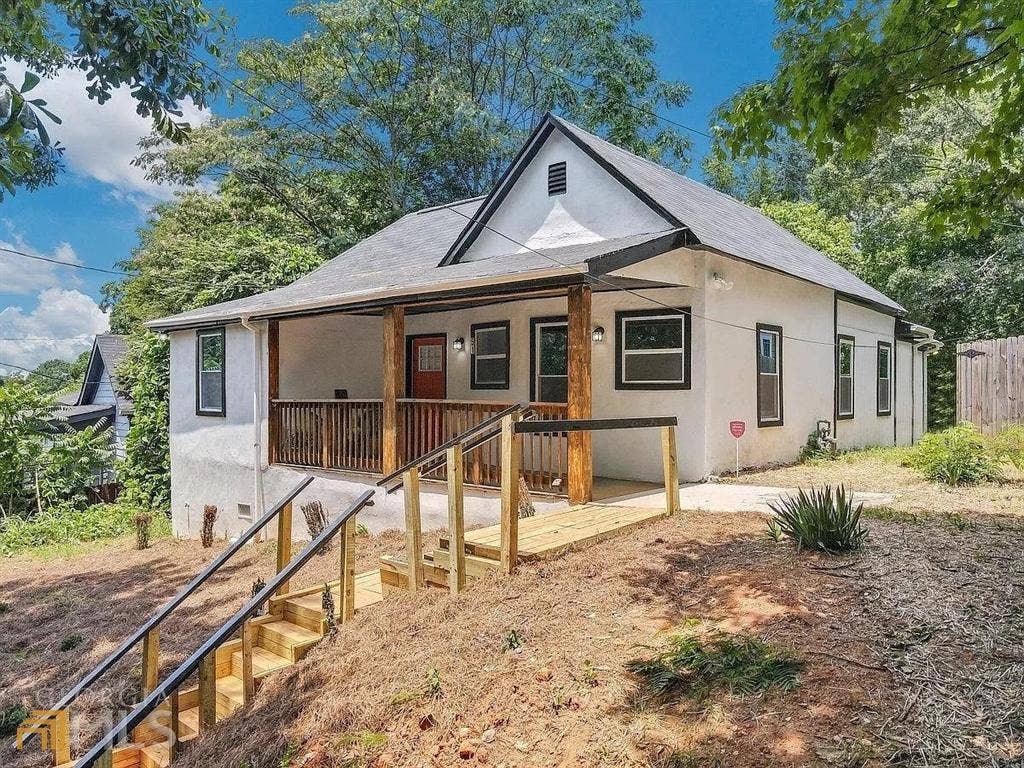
[877, 341, 892, 416]
[615, 308, 690, 390]
[837, 335, 855, 419]
[756, 324, 783, 426]
[196, 328, 226, 416]
[470, 321, 510, 389]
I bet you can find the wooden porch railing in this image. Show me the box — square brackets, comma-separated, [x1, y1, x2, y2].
[270, 398, 568, 493]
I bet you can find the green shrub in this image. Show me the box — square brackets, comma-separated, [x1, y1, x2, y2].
[768, 485, 868, 553]
[905, 424, 1001, 485]
[0, 501, 170, 556]
[987, 425, 1024, 472]
[627, 624, 802, 702]
[0, 704, 28, 739]
[60, 633, 84, 652]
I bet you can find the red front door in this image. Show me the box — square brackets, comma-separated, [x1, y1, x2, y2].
[409, 335, 446, 399]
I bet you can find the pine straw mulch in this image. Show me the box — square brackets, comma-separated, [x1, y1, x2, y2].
[0, 527, 435, 768]
[3, 507, 1022, 768]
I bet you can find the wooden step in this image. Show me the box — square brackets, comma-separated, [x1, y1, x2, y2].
[215, 674, 245, 717]
[230, 645, 292, 679]
[379, 554, 449, 590]
[177, 706, 199, 738]
[428, 549, 500, 579]
[280, 590, 332, 633]
[257, 619, 321, 662]
[57, 745, 139, 768]
[139, 741, 170, 768]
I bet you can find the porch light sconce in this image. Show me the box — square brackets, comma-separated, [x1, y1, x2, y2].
[452, 336, 465, 352]
[591, 326, 605, 343]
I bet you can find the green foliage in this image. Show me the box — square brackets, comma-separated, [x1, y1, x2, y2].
[714, 1, 1024, 231]
[116, 333, 170, 511]
[759, 201, 860, 274]
[425, 667, 442, 698]
[627, 624, 802, 702]
[862, 506, 921, 526]
[987, 425, 1024, 472]
[905, 424, 1001, 486]
[798, 427, 837, 464]
[768, 486, 868, 553]
[26, 351, 89, 394]
[0, 704, 29, 739]
[0, 500, 154, 556]
[0, 378, 111, 518]
[0, 0, 226, 197]
[502, 628, 524, 652]
[60, 633, 84, 652]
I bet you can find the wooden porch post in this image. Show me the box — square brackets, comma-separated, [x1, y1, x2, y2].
[567, 285, 593, 504]
[267, 319, 280, 466]
[382, 306, 405, 475]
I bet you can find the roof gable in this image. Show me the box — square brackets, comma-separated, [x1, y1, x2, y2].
[77, 334, 129, 406]
[442, 115, 680, 266]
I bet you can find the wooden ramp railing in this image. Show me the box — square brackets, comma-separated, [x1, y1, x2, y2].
[392, 413, 679, 595]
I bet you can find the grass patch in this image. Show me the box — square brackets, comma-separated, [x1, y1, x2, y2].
[627, 624, 802, 703]
[862, 506, 922, 525]
[0, 502, 171, 557]
[0, 703, 29, 739]
[60, 633, 85, 652]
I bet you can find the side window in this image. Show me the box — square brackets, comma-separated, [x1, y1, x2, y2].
[837, 335, 855, 418]
[877, 341, 892, 416]
[196, 328, 226, 416]
[756, 324, 783, 426]
[471, 321, 510, 389]
[615, 309, 691, 390]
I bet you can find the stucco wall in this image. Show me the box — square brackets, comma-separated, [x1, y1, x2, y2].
[895, 340, 914, 446]
[279, 314, 383, 399]
[702, 251, 835, 474]
[835, 300, 897, 450]
[462, 129, 671, 261]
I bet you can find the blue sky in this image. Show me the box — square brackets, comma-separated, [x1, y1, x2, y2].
[0, 0, 777, 373]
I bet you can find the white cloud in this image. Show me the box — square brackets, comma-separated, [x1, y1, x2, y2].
[4, 60, 211, 207]
[0, 227, 83, 295]
[0, 288, 109, 372]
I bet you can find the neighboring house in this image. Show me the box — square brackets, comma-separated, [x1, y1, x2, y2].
[148, 114, 941, 538]
[54, 334, 133, 459]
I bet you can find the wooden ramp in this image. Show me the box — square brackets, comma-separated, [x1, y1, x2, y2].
[445, 503, 671, 560]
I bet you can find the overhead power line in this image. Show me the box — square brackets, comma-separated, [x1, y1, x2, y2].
[0, 246, 132, 276]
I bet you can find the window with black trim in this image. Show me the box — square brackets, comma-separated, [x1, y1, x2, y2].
[547, 161, 567, 196]
[756, 324, 783, 426]
[471, 321, 510, 389]
[837, 334, 855, 419]
[615, 309, 690, 390]
[196, 328, 226, 416]
[877, 341, 892, 416]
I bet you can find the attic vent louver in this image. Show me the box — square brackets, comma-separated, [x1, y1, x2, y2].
[547, 161, 567, 196]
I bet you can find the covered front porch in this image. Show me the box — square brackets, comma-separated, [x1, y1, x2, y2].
[265, 283, 600, 501]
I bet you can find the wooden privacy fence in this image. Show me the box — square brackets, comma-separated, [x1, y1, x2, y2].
[956, 336, 1024, 434]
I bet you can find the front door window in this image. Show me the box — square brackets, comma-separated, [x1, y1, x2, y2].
[409, 335, 446, 399]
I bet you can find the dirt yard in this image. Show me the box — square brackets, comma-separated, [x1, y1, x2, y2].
[3, 467, 1021, 768]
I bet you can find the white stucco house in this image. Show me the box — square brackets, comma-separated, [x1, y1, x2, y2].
[54, 334, 133, 459]
[148, 114, 940, 537]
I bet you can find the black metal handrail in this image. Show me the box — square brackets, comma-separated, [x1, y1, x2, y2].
[51, 475, 314, 714]
[74, 488, 375, 768]
[376, 401, 525, 490]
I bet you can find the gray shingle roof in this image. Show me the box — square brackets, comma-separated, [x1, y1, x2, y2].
[148, 115, 902, 330]
[78, 334, 131, 406]
[549, 116, 902, 313]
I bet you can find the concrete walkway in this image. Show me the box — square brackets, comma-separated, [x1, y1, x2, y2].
[598, 481, 895, 515]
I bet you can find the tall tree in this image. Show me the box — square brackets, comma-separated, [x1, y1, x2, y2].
[142, 0, 691, 233]
[0, 0, 226, 198]
[715, 0, 1024, 230]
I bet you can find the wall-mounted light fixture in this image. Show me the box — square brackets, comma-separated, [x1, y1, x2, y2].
[452, 336, 465, 351]
[591, 326, 605, 343]
[711, 272, 734, 291]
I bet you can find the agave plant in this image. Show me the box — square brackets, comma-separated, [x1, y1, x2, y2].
[767, 485, 868, 553]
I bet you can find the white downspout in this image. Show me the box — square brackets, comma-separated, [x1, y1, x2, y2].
[240, 316, 266, 522]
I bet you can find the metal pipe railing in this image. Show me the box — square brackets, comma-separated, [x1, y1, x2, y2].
[50, 475, 314, 714]
[73, 488, 375, 768]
